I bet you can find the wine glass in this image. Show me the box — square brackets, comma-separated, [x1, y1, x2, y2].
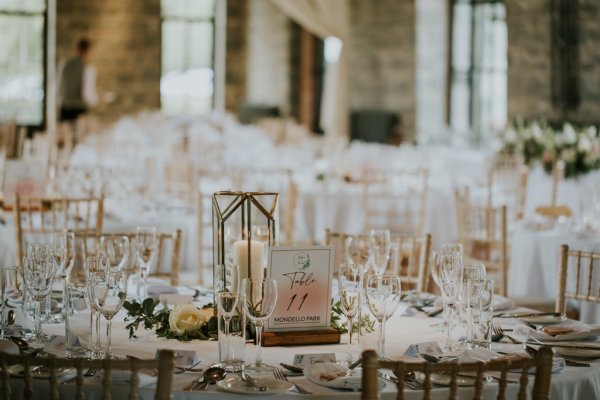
[100, 235, 130, 272]
[365, 274, 401, 359]
[459, 264, 487, 349]
[136, 226, 158, 299]
[84, 255, 110, 358]
[338, 264, 362, 365]
[215, 264, 240, 370]
[52, 231, 76, 321]
[431, 251, 461, 333]
[0, 266, 24, 338]
[369, 230, 391, 276]
[242, 278, 278, 372]
[90, 270, 127, 359]
[22, 257, 56, 346]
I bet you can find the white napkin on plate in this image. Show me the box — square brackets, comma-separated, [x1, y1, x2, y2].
[518, 321, 600, 342]
[96, 370, 157, 387]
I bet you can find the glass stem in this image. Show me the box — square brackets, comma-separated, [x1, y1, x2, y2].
[467, 305, 474, 348]
[347, 317, 354, 363]
[357, 293, 363, 343]
[62, 276, 69, 318]
[255, 322, 263, 366]
[34, 300, 42, 337]
[142, 266, 149, 299]
[377, 319, 385, 357]
[446, 303, 454, 349]
[106, 318, 112, 358]
[223, 316, 231, 362]
[95, 310, 101, 353]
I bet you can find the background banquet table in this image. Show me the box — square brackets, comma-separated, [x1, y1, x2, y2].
[24, 303, 600, 400]
[509, 224, 600, 324]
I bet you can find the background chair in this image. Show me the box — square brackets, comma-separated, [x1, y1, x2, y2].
[13, 194, 104, 266]
[0, 349, 174, 400]
[487, 153, 529, 221]
[361, 347, 553, 400]
[324, 229, 431, 291]
[454, 188, 508, 296]
[556, 244, 600, 318]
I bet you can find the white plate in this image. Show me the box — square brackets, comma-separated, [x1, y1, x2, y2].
[304, 362, 361, 390]
[216, 376, 293, 395]
[415, 371, 477, 386]
[554, 346, 600, 359]
[8, 365, 77, 381]
[520, 315, 567, 325]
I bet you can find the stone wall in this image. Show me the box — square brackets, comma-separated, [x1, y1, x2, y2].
[56, 0, 161, 121]
[506, 0, 600, 125]
[348, 0, 416, 140]
[245, 0, 291, 115]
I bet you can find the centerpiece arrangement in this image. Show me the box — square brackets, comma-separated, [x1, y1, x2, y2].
[498, 120, 600, 178]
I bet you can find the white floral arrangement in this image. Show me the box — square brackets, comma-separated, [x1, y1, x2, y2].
[499, 120, 600, 178]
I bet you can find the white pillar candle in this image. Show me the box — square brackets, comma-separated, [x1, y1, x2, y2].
[233, 240, 265, 282]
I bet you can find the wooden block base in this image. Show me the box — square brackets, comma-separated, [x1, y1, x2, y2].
[261, 328, 341, 347]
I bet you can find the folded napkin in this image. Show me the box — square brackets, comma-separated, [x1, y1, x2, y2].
[96, 370, 157, 387]
[515, 321, 600, 342]
[148, 285, 178, 299]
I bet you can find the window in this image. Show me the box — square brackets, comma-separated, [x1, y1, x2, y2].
[161, 0, 215, 115]
[450, 0, 507, 144]
[0, 0, 46, 126]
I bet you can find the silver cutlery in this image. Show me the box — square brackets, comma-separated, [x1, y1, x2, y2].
[84, 368, 98, 377]
[175, 361, 202, 374]
[240, 373, 267, 391]
[495, 312, 562, 319]
[279, 362, 304, 374]
[273, 369, 312, 394]
[348, 357, 363, 370]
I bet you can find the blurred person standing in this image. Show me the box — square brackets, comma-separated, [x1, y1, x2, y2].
[57, 38, 99, 122]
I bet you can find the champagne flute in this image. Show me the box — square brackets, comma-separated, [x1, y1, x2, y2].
[84, 255, 109, 358]
[242, 278, 278, 372]
[369, 230, 391, 276]
[90, 270, 127, 359]
[215, 264, 240, 370]
[52, 231, 75, 321]
[22, 257, 56, 346]
[459, 264, 486, 349]
[100, 235, 130, 273]
[365, 274, 401, 359]
[344, 236, 369, 340]
[338, 264, 362, 365]
[136, 226, 158, 299]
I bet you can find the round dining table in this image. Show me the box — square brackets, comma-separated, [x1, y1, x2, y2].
[7, 299, 597, 400]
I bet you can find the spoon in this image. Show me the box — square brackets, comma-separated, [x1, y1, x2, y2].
[7, 310, 15, 325]
[196, 366, 226, 390]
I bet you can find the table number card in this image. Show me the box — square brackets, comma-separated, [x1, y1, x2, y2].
[265, 246, 333, 332]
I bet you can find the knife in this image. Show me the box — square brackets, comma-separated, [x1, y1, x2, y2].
[279, 363, 304, 374]
[495, 312, 562, 319]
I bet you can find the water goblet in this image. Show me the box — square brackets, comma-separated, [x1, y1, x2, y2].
[136, 226, 158, 299]
[369, 230, 391, 276]
[215, 264, 240, 370]
[458, 264, 486, 348]
[365, 274, 401, 359]
[90, 270, 127, 359]
[242, 278, 278, 372]
[22, 257, 56, 346]
[338, 264, 362, 365]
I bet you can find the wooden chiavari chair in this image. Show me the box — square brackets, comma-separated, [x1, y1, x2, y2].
[487, 153, 529, 221]
[361, 347, 553, 400]
[556, 244, 600, 317]
[163, 159, 196, 203]
[361, 168, 428, 236]
[535, 160, 572, 219]
[0, 350, 174, 400]
[455, 188, 508, 296]
[13, 194, 104, 266]
[324, 229, 431, 291]
[74, 229, 183, 286]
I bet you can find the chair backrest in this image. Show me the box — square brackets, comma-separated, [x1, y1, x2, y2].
[361, 168, 428, 236]
[163, 159, 196, 202]
[455, 188, 508, 296]
[324, 229, 431, 291]
[0, 350, 174, 400]
[487, 154, 529, 220]
[13, 194, 104, 266]
[556, 244, 600, 316]
[361, 347, 553, 400]
[74, 229, 183, 286]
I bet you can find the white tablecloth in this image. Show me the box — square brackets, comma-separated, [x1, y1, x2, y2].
[509, 224, 600, 323]
[13, 304, 596, 399]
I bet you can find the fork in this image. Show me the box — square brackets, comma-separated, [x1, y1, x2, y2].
[273, 369, 312, 394]
[84, 368, 97, 377]
[493, 322, 521, 344]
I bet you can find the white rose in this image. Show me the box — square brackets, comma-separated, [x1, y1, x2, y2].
[505, 128, 518, 144]
[579, 135, 592, 152]
[531, 123, 543, 139]
[563, 123, 577, 144]
[169, 304, 205, 335]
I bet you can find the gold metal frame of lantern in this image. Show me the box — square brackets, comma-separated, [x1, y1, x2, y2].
[212, 191, 279, 285]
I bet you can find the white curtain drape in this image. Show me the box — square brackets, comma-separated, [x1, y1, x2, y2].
[270, 0, 349, 139]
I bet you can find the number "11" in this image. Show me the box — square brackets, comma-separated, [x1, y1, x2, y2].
[287, 293, 308, 311]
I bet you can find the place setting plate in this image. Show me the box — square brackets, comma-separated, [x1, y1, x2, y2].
[553, 346, 600, 359]
[216, 376, 294, 395]
[414, 371, 477, 387]
[7, 364, 77, 382]
[303, 362, 362, 390]
[520, 314, 567, 325]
